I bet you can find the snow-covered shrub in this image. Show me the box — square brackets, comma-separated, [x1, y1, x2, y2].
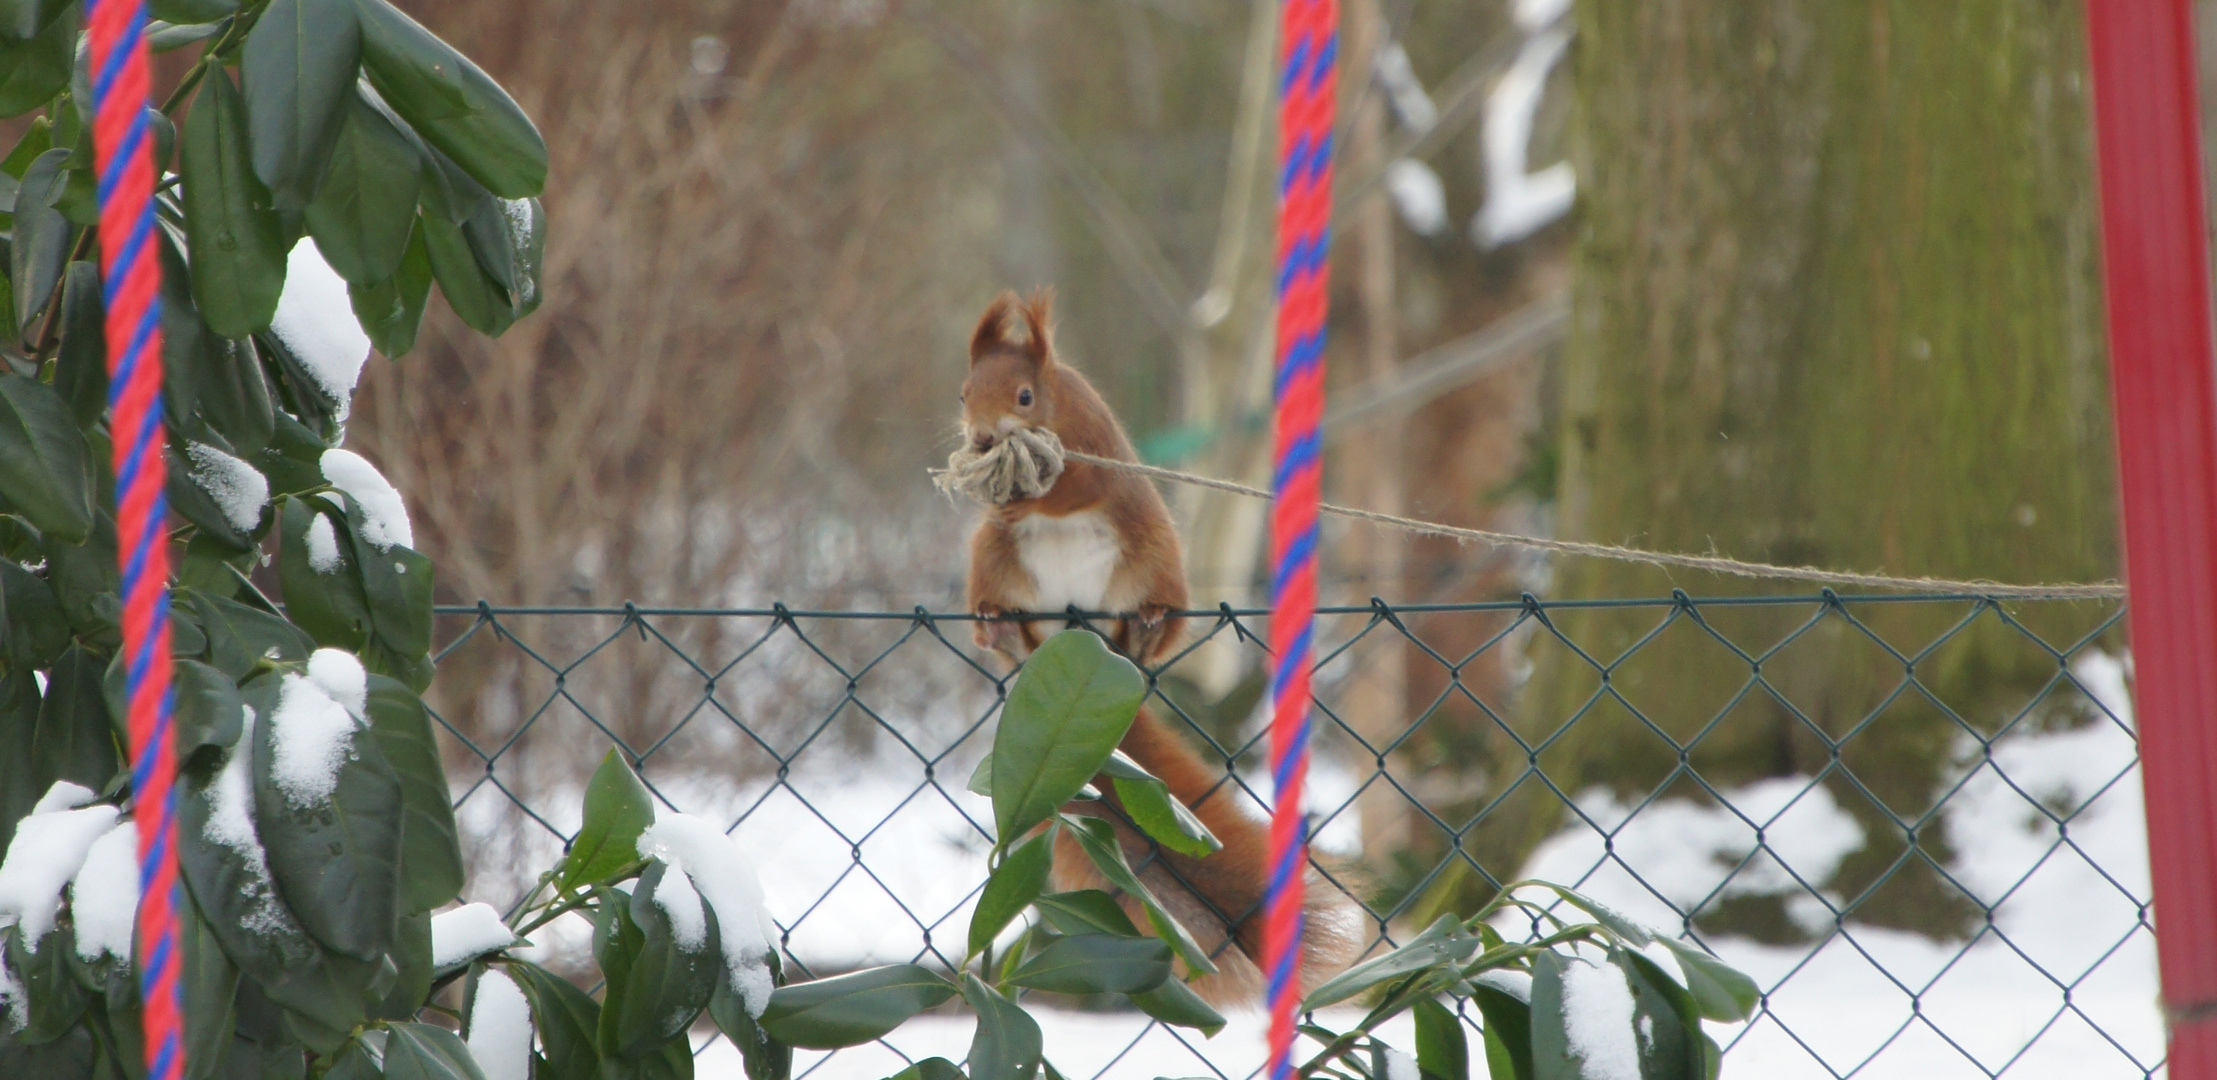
[0, 0, 542, 1075]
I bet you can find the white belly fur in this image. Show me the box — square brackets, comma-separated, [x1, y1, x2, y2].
[1013, 510, 1123, 613]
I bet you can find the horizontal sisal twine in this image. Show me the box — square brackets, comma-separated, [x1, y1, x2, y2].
[923, 433, 2123, 599]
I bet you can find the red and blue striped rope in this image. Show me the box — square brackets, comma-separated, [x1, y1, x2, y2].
[84, 2, 184, 1079]
[1267, 0, 1335, 1076]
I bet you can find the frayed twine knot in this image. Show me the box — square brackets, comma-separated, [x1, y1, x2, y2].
[932, 427, 1067, 506]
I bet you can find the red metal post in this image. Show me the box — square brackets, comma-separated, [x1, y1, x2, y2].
[2086, 0, 2217, 1072]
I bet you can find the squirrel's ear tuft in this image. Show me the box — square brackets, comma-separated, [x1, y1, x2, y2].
[971, 291, 1023, 365]
[1019, 287, 1055, 367]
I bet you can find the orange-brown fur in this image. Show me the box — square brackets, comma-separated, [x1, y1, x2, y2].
[959, 290, 1359, 1003]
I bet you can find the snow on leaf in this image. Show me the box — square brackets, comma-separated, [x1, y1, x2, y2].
[637, 813, 777, 1017]
[468, 967, 534, 1080]
[320, 448, 414, 551]
[306, 512, 343, 573]
[306, 648, 368, 719]
[1560, 958, 1640, 1080]
[271, 238, 372, 421]
[431, 902, 519, 968]
[69, 820, 139, 963]
[269, 672, 361, 807]
[187, 442, 270, 533]
[0, 788, 121, 946]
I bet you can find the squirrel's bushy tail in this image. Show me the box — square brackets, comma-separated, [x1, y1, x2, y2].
[1050, 705, 1364, 1005]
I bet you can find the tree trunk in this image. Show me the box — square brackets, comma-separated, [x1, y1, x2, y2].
[1444, 0, 2118, 939]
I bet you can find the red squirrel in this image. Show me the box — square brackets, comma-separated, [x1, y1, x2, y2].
[959, 290, 1359, 1004]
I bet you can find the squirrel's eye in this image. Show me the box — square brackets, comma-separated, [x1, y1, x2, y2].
[1018, 389, 1034, 407]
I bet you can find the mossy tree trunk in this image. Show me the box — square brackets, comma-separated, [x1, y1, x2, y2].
[1433, 1, 2119, 939]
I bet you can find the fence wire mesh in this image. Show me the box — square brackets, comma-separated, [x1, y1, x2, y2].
[424, 594, 2151, 1080]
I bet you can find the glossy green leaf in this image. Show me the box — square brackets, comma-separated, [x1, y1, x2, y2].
[992, 629, 1145, 843]
[758, 965, 956, 1050]
[1032, 890, 1141, 939]
[1128, 975, 1225, 1036]
[1413, 997, 1471, 1080]
[886, 1059, 965, 1080]
[306, 89, 422, 284]
[149, 0, 235, 25]
[0, 11, 68, 118]
[1469, 975, 1534, 1080]
[560, 748, 654, 889]
[254, 408, 332, 498]
[1618, 951, 1704, 1080]
[181, 896, 241, 1080]
[503, 960, 603, 1080]
[708, 963, 791, 1080]
[1657, 939, 1758, 1023]
[353, 0, 545, 197]
[0, 675, 37, 876]
[39, 510, 118, 644]
[241, 0, 361, 203]
[418, 206, 513, 336]
[10, 147, 70, 333]
[167, 441, 258, 550]
[170, 657, 247, 759]
[189, 335, 279, 457]
[5, 924, 89, 1042]
[191, 588, 314, 680]
[462, 191, 542, 318]
[1008, 933, 1172, 996]
[35, 643, 119, 793]
[149, 18, 227, 51]
[1539, 885, 1653, 948]
[1, 559, 66, 671]
[348, 215, 431, 356]
[366, 672, 462, 913]
[253, 677, 403, 961]
[182, 70, 288, 337]
[1059, 815, 1216, 977]
[601, 862, 720, 1057]
[960, 973, 1042, 1080]
[1101, 751, 1220, 858]
[54, 259, 105, 426]
[342, 491, 433, 658]
[383, 1021, 490, 1080]
[373, 910, 432, 1020]
[1304, 915, 1478, 1011]
[277, 494, 372, 650]
[969, 829, 1052, 960]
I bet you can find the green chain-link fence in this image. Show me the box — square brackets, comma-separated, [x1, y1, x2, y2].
[424, 594, 2150, 1079]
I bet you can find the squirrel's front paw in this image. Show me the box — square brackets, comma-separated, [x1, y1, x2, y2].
[973, 606, 1023, 657]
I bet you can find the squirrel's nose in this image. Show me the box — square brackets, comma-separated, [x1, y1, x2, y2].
[970, 430, 996, 451]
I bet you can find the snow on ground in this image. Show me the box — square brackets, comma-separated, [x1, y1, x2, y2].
[450, 650, 2155, 1080]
